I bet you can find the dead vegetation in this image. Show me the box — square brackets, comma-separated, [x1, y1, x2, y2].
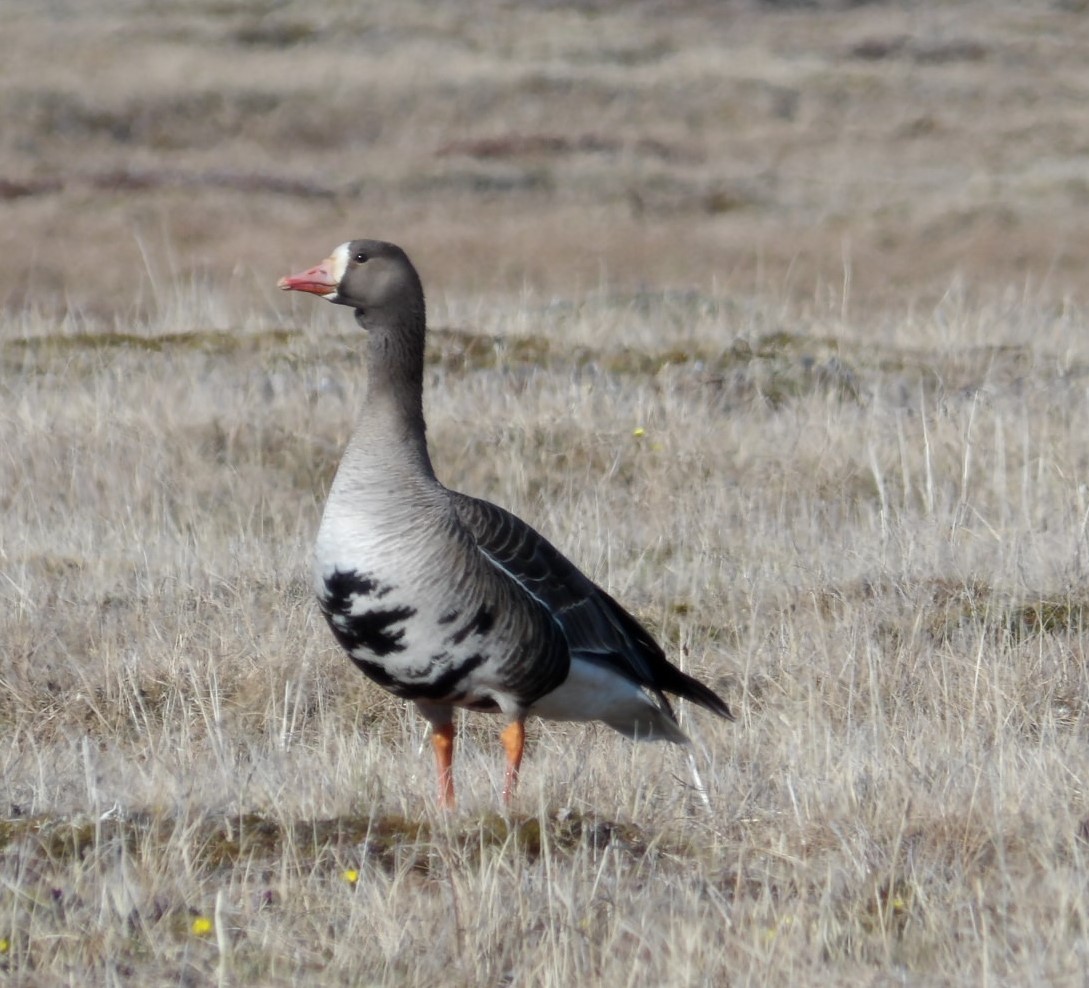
[6, 0, 1089, 316]
[5, 280, 1089, 984]
[5, 0, 1089, 984]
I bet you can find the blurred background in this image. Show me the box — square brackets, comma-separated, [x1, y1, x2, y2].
[3, 0, 1088, 322]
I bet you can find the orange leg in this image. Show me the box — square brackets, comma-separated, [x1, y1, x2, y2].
[500, 719, 526, 805]
[431, 722, 456, 810]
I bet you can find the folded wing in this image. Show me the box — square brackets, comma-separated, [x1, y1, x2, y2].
[450, 492, 734, 725]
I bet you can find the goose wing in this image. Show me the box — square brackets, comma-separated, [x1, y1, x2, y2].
[450, 492, 733, 722]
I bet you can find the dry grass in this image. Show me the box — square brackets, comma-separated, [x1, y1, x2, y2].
[6, 0, 1089, 314]
[5, 0, 1089, 985]
[6, 286, 1089, 985]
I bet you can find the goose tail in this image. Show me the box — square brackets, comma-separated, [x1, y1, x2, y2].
[657, 665, 735, 722]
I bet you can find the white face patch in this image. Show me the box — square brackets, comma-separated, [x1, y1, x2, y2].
[323, 242, 351, 299]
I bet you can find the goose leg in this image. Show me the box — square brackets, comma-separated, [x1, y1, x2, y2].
[500, 719, 525, 804]
[431, 722, 456, 809]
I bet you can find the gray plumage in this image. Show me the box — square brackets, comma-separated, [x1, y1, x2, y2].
[278, 238, 733, 805]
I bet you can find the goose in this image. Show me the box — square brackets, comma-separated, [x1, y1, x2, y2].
[278, 240, 733, 808]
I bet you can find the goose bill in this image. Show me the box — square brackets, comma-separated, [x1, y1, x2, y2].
[277, 259, 339, 299]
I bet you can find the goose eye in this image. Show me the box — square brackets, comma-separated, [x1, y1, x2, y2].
[353, 252, 368, 264]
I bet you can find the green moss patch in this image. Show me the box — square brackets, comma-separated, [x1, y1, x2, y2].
[0, 808, 676, 878]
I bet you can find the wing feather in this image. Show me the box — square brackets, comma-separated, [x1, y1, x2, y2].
[450, 492, 733, 722]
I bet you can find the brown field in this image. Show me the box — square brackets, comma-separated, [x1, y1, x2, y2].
[4, 1, 1089, 984]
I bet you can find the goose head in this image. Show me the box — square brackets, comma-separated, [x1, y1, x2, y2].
[278, 239, 424, 321]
